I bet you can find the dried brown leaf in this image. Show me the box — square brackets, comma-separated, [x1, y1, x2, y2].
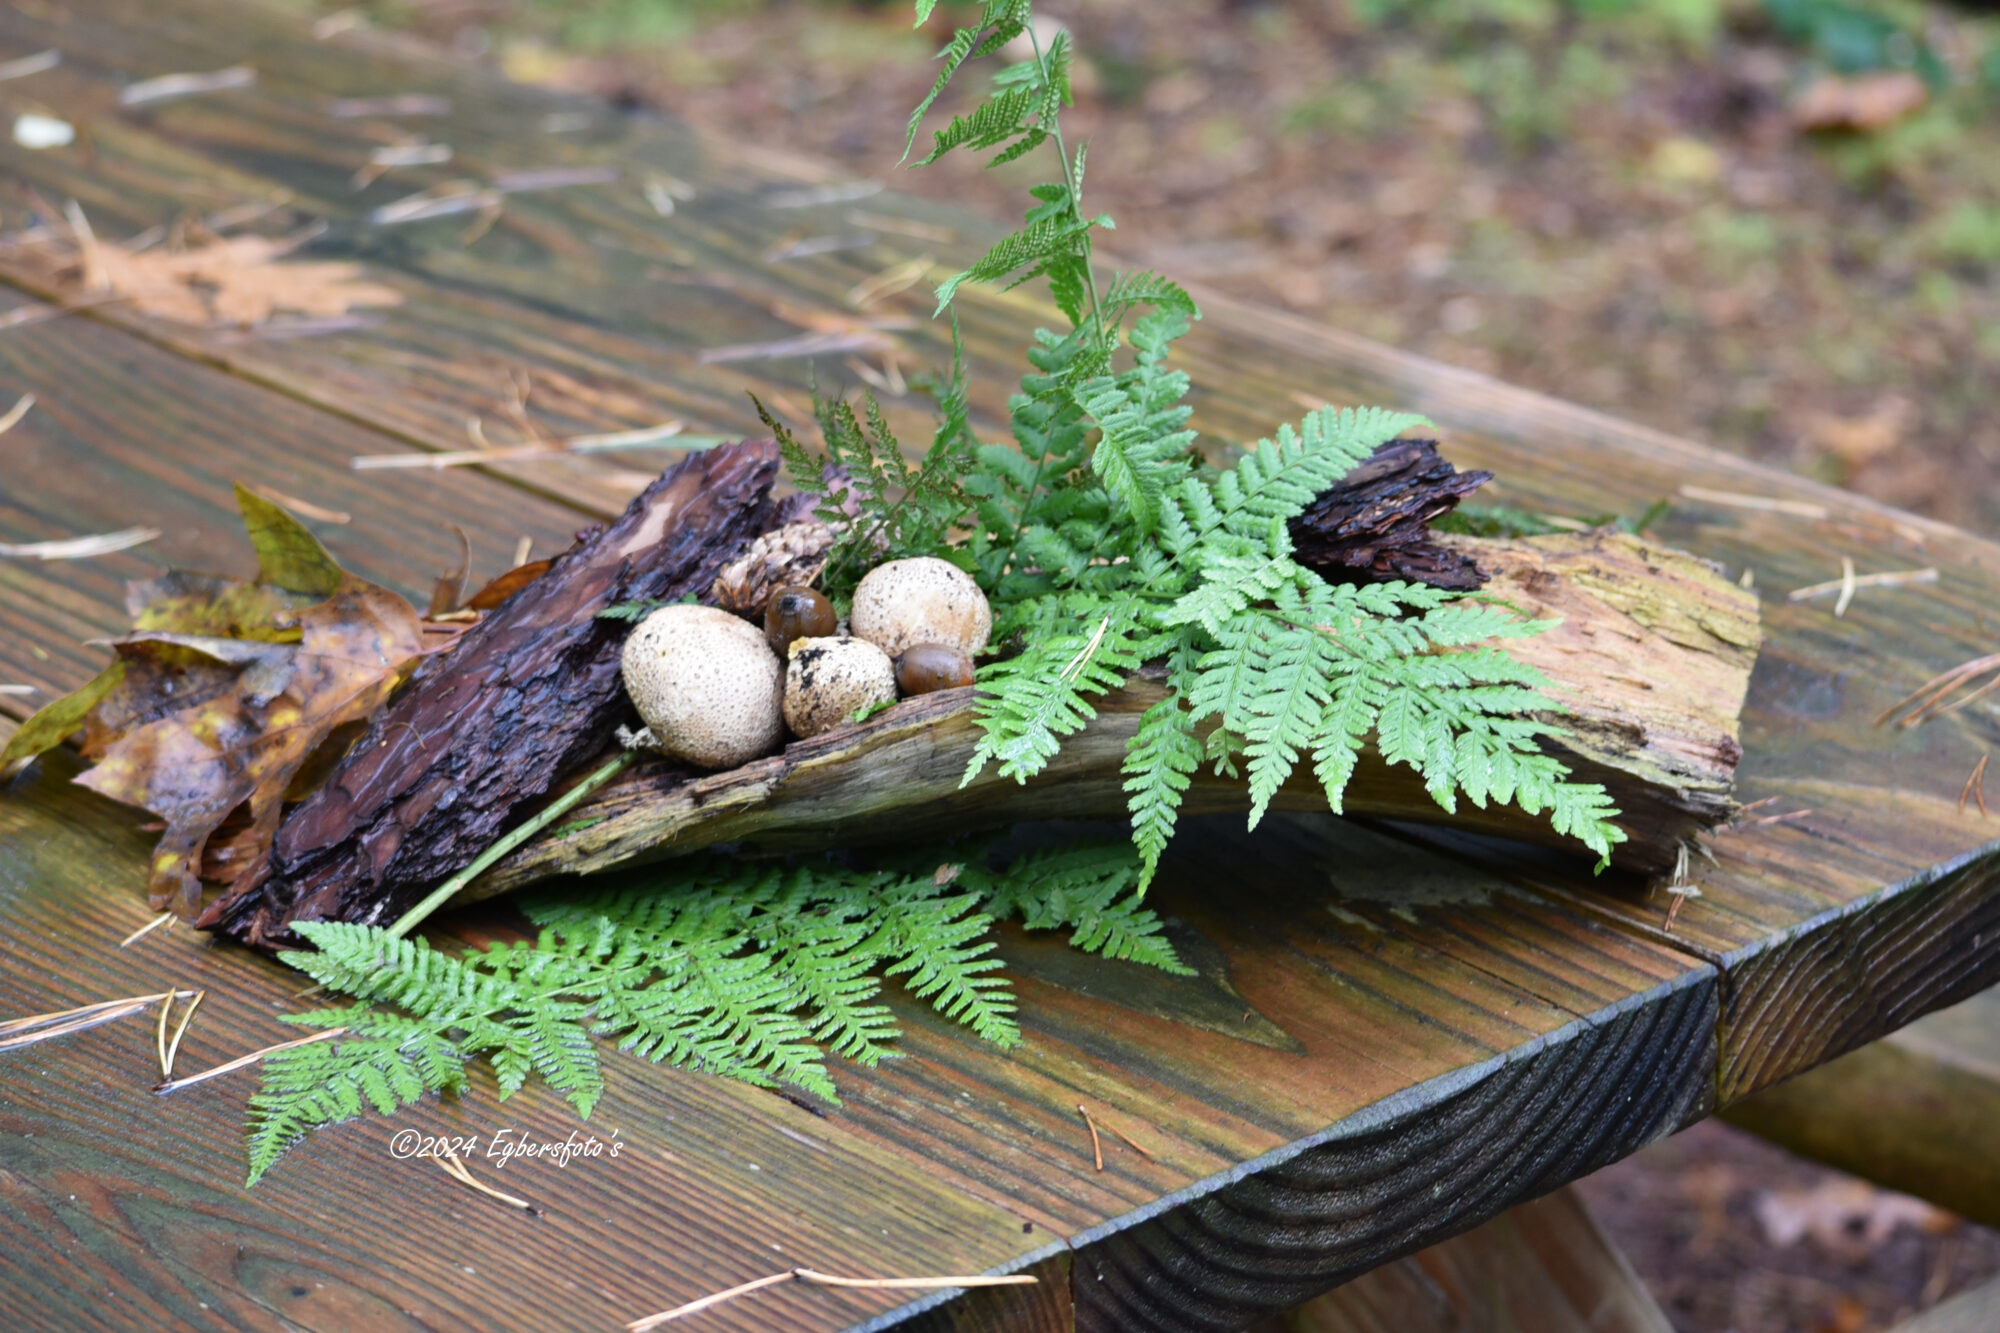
[77, 574, 423, 913]
[6, 489, 425, 915]
[1793, 72, 1928, 133]
[63, 230, 400, 328]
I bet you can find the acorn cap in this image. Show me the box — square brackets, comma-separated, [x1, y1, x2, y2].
[620, 604, 784, 769]
[783, 635, 898, 739]
[849, 557, 992, 659]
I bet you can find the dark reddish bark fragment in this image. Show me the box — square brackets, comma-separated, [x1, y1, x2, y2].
[198, 439, 788, 947]
[1289, 438, 1492, 591]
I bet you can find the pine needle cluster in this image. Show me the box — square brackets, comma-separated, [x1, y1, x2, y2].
[766, 0, 1625, 888]
[247, 839, 1183, 1182]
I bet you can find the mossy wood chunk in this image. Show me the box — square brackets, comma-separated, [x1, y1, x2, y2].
[480, 529, 1758, 899]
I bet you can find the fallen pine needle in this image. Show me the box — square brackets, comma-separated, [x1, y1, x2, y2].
[250, 485, 350, 524]
[327, 94, 450, 118]
[0, 990, 193, 1051]
[848, 256, 934, 309]
[1098, 1112, 1155, 1160]
[1962, 755, 1990, 817]
[0, 392, 34, 435]
[766, 180, 884, 209]
[0, 526, 160, 560]
[369, 183, 502, 226]
[154, 1026, 347, 1093]
[1060, 617, 1112, 684]
[1876, 653, 2000, 729]
[155, 987, 175, 1078]
[1661, 844, 1701, 933]
[1077, 1104, 1105, 1171]
[367, 142, 451, 169]
[1789, 565, 1935, 609]
[627, 1268, 1037, 1331]
[1748, 808, 1813, 827]
[847, 211, 956, 244]
[118, 65, 255, 107]
[352, 420, 693, 470]
[0, 294, 130, 332]
[1834, 557, 1856, 618]
[119, 912, 176, 948]
[434, 1143, 541, 1214]
[765, 232, 877, 262]
[163, 991, 204, 1080]
[0, 50, 60, 83]
[492, 165, 619, 194]
[1678, 485, 1829, 519]
[1663, 882, 1701, 932]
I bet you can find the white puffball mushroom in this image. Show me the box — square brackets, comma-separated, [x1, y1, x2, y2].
[849, 557, 992, 659]
[783, 636, 897, 739]
[620, 604, 784, 769]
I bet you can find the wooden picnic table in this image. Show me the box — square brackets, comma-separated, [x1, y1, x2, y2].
[1, 2, 1996, 1329]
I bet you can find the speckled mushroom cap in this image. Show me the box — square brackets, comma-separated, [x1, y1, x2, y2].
[849, 557, 992, 659]
[620, 604, 784, 769]
[783, 636, 897, 739]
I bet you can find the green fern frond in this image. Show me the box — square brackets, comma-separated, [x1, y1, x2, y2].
[973, 841, 1192, 974]
[905, 0, 1031, 161]
[869, 883, 1018, 1047]
[1122, 685, 1201, 890]
[245, 1010, 466, 1185]
[963, 597, 1151, 783]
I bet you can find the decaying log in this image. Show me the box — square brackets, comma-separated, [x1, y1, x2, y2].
[469, 529, 1759, 899]
[1290, 439, 1492, 591]
[198, 440, 787, 947]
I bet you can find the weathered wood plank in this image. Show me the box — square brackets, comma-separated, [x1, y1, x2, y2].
[1, 3, 1997, 1330]
[1254, 1185, 1671, 1333]
[1720, 986, 2000, 1227]
[1, 752, 1715, 1332]
[0, 748, 1057, 1333]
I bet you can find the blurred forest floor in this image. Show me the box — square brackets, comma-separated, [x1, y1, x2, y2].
[335, 0, 2000, 536]
[301, 3, 2000, 1330]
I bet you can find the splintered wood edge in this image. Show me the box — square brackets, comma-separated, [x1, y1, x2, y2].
[477, 531, 1759, 897]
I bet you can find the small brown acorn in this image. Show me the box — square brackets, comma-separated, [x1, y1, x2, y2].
[894, 642, 976, 696]
[764, 585, 837, 655]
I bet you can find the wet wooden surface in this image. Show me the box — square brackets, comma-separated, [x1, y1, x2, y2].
[0, 2, 1996, 1330]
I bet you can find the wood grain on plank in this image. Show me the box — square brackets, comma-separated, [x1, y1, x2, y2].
[1257, 1185, 1671, 1333]
[0, 287, 589, 716]
[1722, 986, 2000, 1226]
[0, 749, 1056, 1333]
[1, 739, 1715, 1332]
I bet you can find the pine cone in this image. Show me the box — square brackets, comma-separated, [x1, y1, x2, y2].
[710, 519, 836, 615]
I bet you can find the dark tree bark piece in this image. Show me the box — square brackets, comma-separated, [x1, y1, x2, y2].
[1289, 438, 1493, 591]
[197, 439, 786, 948]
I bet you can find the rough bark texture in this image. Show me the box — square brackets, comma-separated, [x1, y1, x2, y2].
[1290, 438, 1492, 591]
[473, 530, 1759, 898]
[198, 439, 786, 947]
